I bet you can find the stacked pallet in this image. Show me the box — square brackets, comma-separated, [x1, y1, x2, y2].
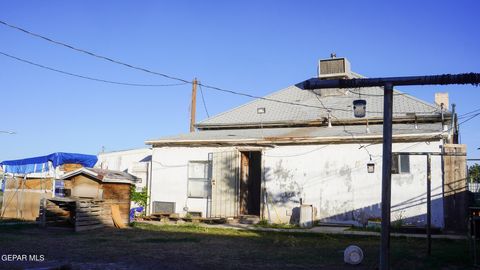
[75, 199, 113, 232]
[39, 198, 75, 227]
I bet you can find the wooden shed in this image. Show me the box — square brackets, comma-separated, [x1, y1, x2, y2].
[61, 168, 139, 224]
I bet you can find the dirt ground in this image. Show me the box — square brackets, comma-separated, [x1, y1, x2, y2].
[0, 222, 473, 270]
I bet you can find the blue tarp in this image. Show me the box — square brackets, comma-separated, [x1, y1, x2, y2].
[1, 152, 98, 174]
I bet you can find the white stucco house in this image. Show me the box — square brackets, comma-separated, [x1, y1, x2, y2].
[131, 58, 468, 230]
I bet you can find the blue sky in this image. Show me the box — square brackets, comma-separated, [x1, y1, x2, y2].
[0, 1, 479, 161]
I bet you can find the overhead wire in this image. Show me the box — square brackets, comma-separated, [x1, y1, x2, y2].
[198, 83, 210, 117]
[300, 113, 480, 188]
[0, 19, 426, 115]
[0, 19, 462, 118]
[458, 108, 480, 119]
[0, 51, 189, 87]
[0, 20, 192, 84]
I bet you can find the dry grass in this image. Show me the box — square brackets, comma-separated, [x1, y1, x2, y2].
[0, 222, 473, 270]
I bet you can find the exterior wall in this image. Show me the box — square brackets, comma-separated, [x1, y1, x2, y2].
[96, 148, 152, 191]
[263, 141, 444, 227]
[66, 175, 102, 199]
[102, 183, 131, 224]
[150, 146, 236, 217]
[150, 141, 445, 228]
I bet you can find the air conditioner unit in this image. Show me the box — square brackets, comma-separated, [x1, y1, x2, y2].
[318, 57, 351, 79]
[152, 201, 176, 214]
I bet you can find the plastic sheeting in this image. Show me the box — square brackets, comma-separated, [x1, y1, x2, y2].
[1, 152, 98, 174]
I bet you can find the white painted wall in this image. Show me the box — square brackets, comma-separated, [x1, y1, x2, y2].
[150, 141, 445, 228]
[96, 148, 152, 190]
[150, 146, 236, 216]
[263, 141, 444, 228]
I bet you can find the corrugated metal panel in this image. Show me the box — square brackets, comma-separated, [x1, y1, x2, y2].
[210, 151, 239, 218]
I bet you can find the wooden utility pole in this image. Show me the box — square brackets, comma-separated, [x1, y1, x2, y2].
[303, 72, 480, 270]
[190, 78, 198, 132]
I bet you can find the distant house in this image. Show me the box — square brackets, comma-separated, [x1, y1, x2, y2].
[96, 148, 152, 191]
[144, 57, 466, 230]
[95, 148, 152, 211]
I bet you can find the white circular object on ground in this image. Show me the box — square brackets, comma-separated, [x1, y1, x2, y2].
[344, 245, 364, 265]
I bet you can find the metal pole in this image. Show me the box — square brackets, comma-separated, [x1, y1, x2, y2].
[427, 154, 432, 255]
[302, 73, 480, 89]
[380, 83, 394, 270]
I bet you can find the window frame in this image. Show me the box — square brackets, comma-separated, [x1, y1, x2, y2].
[187, 160, 211, 199]
[392, 154, 410, 174]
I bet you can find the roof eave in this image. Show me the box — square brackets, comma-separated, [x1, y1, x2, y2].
[146, 132, 446, 147]
[195, 114, 449, 130]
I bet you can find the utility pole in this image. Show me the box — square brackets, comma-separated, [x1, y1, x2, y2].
[190, 78, 198, 132]
[303, 72, 480, 270]
[380, 83, 393, 267]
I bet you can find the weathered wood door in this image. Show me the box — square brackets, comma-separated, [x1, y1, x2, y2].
[210, 151, 239, 218]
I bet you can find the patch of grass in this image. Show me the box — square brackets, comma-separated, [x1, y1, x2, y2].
[132, 222, 260, 238]
[254, 220, 300, 229]
[137, 237, 200, 243]
[347, 226, 381, 233]
[0, 221, 473, 269]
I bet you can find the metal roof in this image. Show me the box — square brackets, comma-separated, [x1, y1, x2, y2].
[61, 167, 139, 184]
[196, 83, 442, 129]
[146, 123, 445, 146]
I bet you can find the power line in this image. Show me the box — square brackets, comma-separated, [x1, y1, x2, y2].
[458, 112, 480, 126]
[0, 19, 390, 113]
[198, 83, 210, 117]
[0, 51, 189, 87]
[0, 20, 192, 84]
[458, 108, 480, 118]
[0, 19, 450, 116]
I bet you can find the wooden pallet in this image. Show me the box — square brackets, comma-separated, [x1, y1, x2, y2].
[75, 199, 113, 232]
[39, 198, 114, 232]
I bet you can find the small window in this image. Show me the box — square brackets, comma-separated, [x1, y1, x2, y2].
[187, 161, 210, 198]
[392, 154, 410, 174]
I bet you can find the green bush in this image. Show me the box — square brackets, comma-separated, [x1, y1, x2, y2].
[130, 186, 149, 210]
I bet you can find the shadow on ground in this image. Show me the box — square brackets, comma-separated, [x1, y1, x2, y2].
[0, 222, 472, 270]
